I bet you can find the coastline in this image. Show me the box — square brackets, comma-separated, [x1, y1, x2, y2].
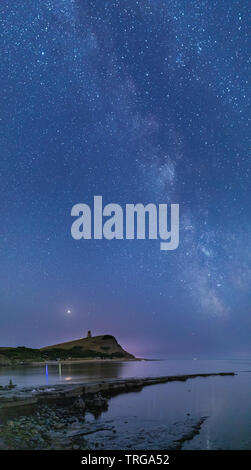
[0, 371, 235, 411]
[31, 357, 143, 366]
[0, 357, 145, 368]
[0, 371, 236, 450]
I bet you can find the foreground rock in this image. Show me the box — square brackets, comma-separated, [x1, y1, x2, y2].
[0, 405, 209, 450]
[0, 404, 89, 450]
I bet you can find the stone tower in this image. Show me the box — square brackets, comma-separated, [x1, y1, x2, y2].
[87, 330, 92, 338]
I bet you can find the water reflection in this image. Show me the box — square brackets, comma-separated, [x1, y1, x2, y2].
[0, 359, 251, 388]
[95, 370, 251, 450]
[45, 364, 49, 385]
[1, 359, 251, 449]
[0, 360, 126, 387]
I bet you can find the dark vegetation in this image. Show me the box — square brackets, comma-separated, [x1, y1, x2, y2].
[0, 346, 126, 364]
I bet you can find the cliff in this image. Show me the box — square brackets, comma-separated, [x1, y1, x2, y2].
[0, 335, 135, 365]
[40, 334, 135, 360]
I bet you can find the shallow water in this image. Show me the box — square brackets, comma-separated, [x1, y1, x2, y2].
[91, 371, 251, 450]
[0, 358, 250, 387]
[1, 359, 251, 449]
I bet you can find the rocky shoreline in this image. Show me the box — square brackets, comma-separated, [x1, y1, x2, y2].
[0, 372, 235, 450]
[0, 403, 210, 450]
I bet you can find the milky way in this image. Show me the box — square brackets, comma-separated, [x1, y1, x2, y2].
[0, 1, 250, 355]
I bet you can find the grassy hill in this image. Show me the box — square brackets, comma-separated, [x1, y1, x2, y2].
[41, 334, 135, 360]
[0, 335, 135, 365]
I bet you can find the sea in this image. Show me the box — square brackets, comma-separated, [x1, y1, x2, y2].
[1, 358, 251, 449]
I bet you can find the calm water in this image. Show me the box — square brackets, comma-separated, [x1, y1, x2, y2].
[1, 358, 250, 387]
[1, 359, 251, 449]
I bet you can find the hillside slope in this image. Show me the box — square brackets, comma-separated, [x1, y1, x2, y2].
[40, 334, 135, 359]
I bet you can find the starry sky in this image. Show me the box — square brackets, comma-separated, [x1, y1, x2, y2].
[0, 1, 250, 357]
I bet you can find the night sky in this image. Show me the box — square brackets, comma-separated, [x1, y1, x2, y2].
[0, 1, 250, 357]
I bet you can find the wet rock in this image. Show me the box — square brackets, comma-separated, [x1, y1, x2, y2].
[54, 422, 65, 430]
[86, 393, 108, 411]
[7, 420, 14, 427]
[73, 398, 86, 411]
[0, 437, 6, 449]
